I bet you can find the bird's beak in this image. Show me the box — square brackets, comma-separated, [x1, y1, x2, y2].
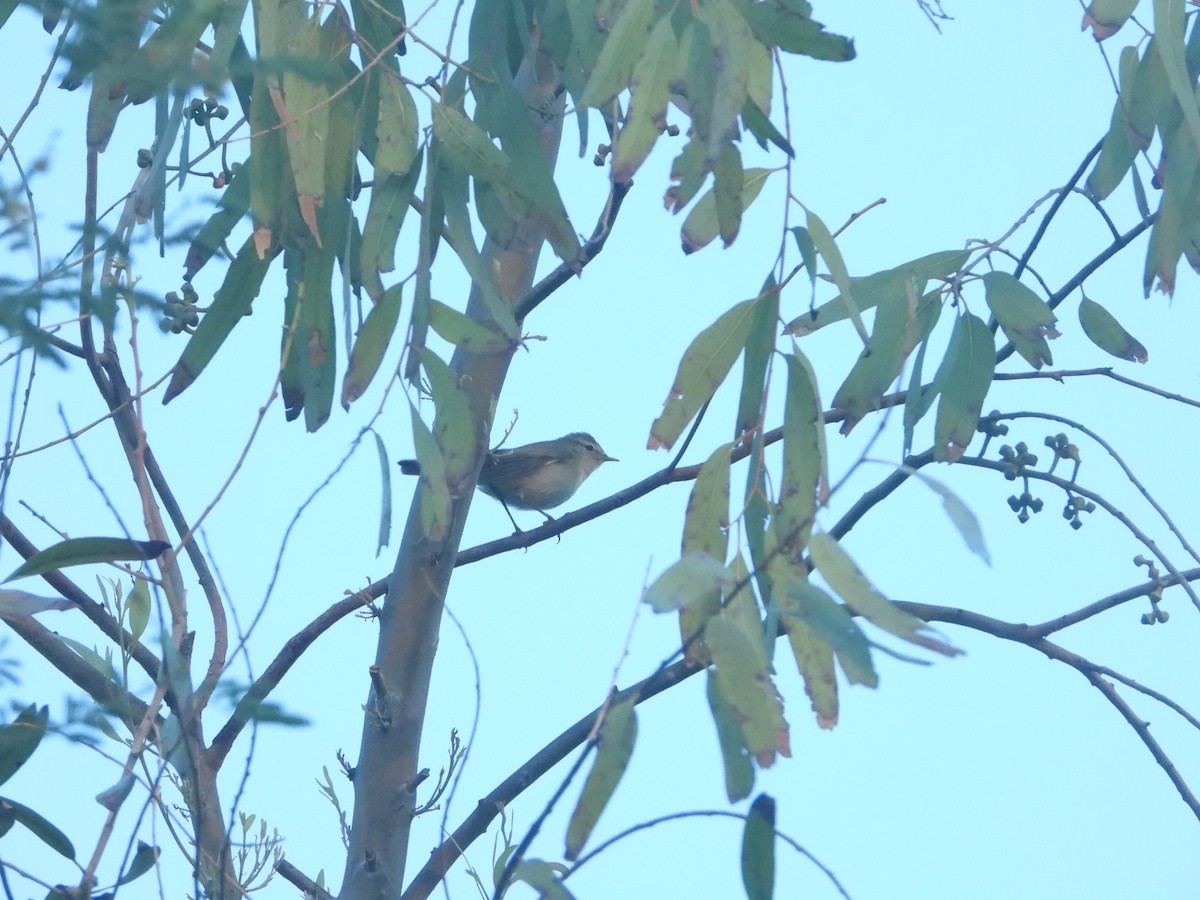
[605, 453, 619, 463]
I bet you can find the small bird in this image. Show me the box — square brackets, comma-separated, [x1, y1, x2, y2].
[398, 432, 617, 531]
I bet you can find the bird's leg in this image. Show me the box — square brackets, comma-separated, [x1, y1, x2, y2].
[500, 500, 524, 535]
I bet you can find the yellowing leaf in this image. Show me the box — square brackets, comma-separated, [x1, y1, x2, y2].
[649, 298, 755, 450]
[982, 272, 1058, 369]
[565, 697, 637, 859]
[1079, 296, 1148, 362]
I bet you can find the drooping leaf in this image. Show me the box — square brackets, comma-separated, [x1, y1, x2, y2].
[809, 533, 961, 657]
[1079, 295, 1148, 362]
[774, 562, 876, 687]
[680, 445, 733, 662]
[741, 794, 776, 900]
[342, 284, 403, 405]
[416, 348, 477, 484]
[682, 168, 773, 254]
[165, 237, 276, 403]
[741, 0, 855, 61]
[932, 313, 995, 462]
[1082, 0, 1139, 39]
[982, 272, 1058, 369]
[0, 706, 47, 786]
[805, 210, 867, 343]
[610, 13, 678, 182]
[1086, 45, 1140, 199]
[831, 285, 942, 432]
[183, 161, 251, 280]
[1, 797, 74, 858]
[776, 351, 826, 554]
[706, 669, 755, 801]
[909, 471, 992, 566]
[578, 0, 658, 108]
[706, 613, 790, 767]
[372, 430, 392, 556]
[649, 299, 756, 449]
[5, 538, 171, 583]
[118, 841, 160, 885]
[565, 696, 637, 859]
[734, 277, 780, 442]
[127, 578, 151, 641]
[407, 403, 452, 542]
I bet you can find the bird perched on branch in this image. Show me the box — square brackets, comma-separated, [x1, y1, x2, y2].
[398, 432, 617, 532]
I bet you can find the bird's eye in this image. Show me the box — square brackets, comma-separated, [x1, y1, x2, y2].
[584, 443, 595, 451]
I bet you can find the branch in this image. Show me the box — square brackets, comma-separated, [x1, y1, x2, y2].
[899, 601, 1200, 823]
[513, 179, 632, 321]
[0, 513, 162, 681]
[401, 658, 698, 900]
[208, 592, 374, 768]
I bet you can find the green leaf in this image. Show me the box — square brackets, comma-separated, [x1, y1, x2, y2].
[416, 348, 477, 483]
[932, 313, 995, 462]
[909, 471, 992, 566]
[780, 611, 837, 728]
[682, 168, 773, 254]
[565, 696, 637, 860]
[184, 161, 251, 280]
[1079, 295, 1149, 362]
[902, 336, 937, 457]
[0, 590, 72, 616]
[408, 402, 453, 543]
[680, 445, 732, 662]
[375, 72, 420, 176]
[1153, 0, 1200, 157]
[127, 578, 151, 641]
[118, 841, 160, 885]
[741, 0, 855, 61]
[1082, 0, 1139, 39]
[740, 100, 793, 157]
[428, 300, 512, 354]
[1126, 37, 1173, 151]
[342, 284, 403, 405]
[650, 299, 756, 450]
[734, 277, 780, 442]
[611, 13, 678, 182]
[512, 860, 575, 899]
[809, 533, 961, 657]
[982, 272, 1058, 368]
[579, 0, 658, 108]
[706, 613, 790, 767]
[776, 352, 826, 554]
[372, 430, 392, 556]
[644, 552, 734, 613]
[741, 794, 776, 900]
[165, 237, 275, 403]
[5, 538, 171, 582]
[805, 210, 867, 343]
[706, 669, 755, 801]
[831, 285, 942, 432]
[0, 706, 47, 786]
[774, 562, 876, 687]
[433, 99, 580, 263]
[359, 155, 423, 302]
[698, 0, 755, 157]
[1, 796, 74, 858]
[784, 249, 968, 336]
[1086, 45, 1140, 199]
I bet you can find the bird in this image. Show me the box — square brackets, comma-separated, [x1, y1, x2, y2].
[398, 432, 617, 531]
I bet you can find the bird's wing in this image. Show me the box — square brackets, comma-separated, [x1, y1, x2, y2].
[482, 446, 559, 480]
